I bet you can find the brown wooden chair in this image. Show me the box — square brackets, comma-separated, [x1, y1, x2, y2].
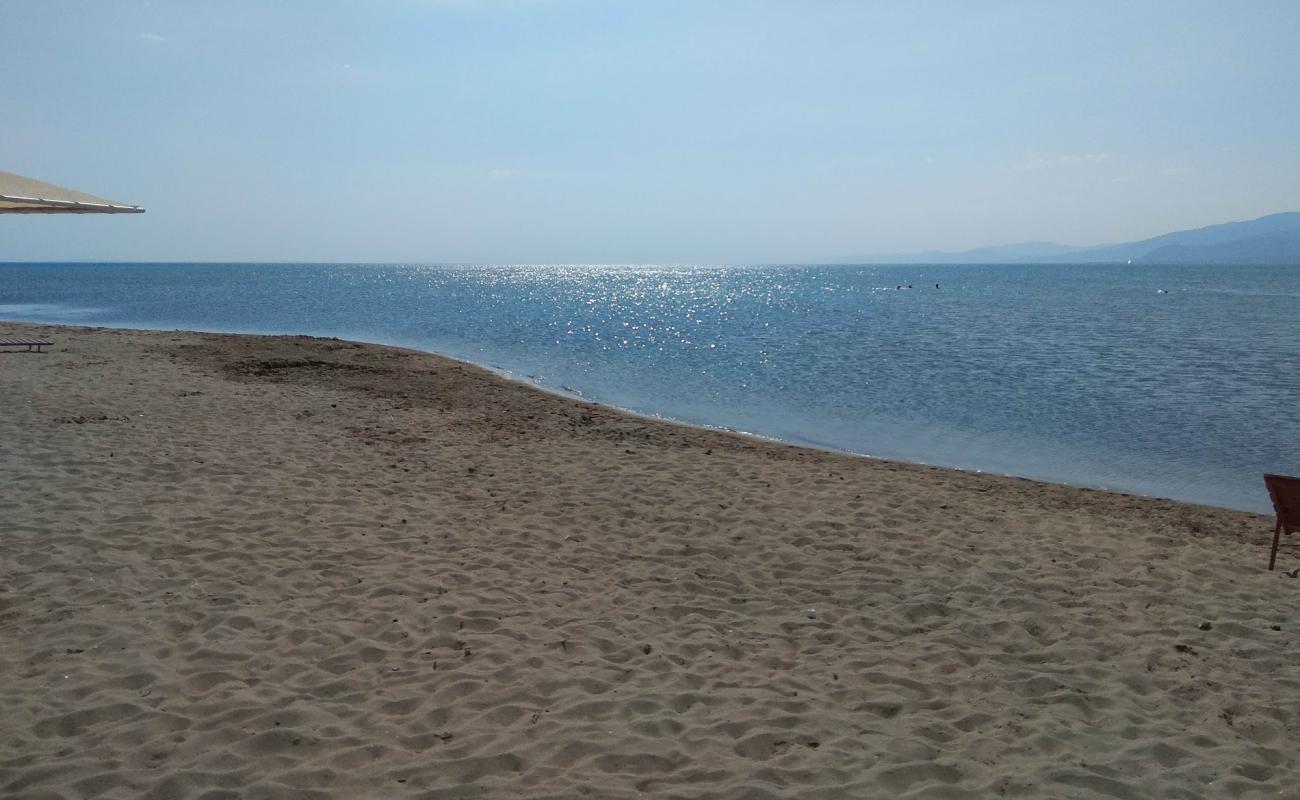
[1265, 474, 1300, 571]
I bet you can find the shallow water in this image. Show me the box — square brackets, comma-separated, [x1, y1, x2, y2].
[3, 261, 1297, 512]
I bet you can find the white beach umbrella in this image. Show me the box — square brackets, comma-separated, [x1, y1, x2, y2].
[0, 169, 143, 214]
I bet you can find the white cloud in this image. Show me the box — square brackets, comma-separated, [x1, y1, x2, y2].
[138, 32, 166, 43]
[1016, 151, 1113, 171]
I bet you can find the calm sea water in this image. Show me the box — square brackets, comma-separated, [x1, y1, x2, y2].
[2, 262, 1297, 512]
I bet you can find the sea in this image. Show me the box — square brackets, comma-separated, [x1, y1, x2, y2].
[2, 262, 1297, 513]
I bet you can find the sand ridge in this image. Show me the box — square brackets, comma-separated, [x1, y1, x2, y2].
[1, 322, 1297, 799]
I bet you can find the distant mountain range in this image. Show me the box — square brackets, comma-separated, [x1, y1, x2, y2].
[832, 212, 1300, 265]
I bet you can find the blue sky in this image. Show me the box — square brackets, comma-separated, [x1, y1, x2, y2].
[3, 1, 1298, 262]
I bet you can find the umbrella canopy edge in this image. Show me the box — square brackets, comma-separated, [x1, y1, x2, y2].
[0, 169, 144, 214]
[0, 194, 145, 213]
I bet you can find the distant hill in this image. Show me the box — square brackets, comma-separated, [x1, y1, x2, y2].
[1137, 228, 1300, 264]
[834, 241, 1085, 264]
[832, 212, 1300, 264]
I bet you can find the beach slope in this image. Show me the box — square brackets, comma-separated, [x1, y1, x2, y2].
[1, 322, 1296, 799]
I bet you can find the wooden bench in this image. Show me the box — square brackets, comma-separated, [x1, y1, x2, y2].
[0, 337, 53, 352]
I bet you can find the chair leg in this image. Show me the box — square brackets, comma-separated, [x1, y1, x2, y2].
[1269, 519, 1282, 571]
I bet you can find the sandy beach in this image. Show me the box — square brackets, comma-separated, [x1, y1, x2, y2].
[1, 320, 1296, 799]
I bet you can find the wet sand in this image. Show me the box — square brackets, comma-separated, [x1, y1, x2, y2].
[1, 321, 1297, 799]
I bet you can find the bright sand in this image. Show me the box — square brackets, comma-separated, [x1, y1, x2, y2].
[1, 322, 1297, 799]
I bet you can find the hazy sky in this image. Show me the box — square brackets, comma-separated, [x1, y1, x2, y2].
[3, 1, 1299, 262]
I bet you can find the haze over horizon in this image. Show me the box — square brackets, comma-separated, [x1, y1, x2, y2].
[3, 1, 1299, 263]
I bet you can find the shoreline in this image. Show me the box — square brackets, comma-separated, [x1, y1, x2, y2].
[0, 318, 1254, 515]
[2, 320, 1295, 798]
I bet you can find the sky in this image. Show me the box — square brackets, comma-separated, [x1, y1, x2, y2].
[2, 0, 1299, 263]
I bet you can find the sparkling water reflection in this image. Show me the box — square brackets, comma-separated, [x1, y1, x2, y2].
[2, 262, 1297, 512]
